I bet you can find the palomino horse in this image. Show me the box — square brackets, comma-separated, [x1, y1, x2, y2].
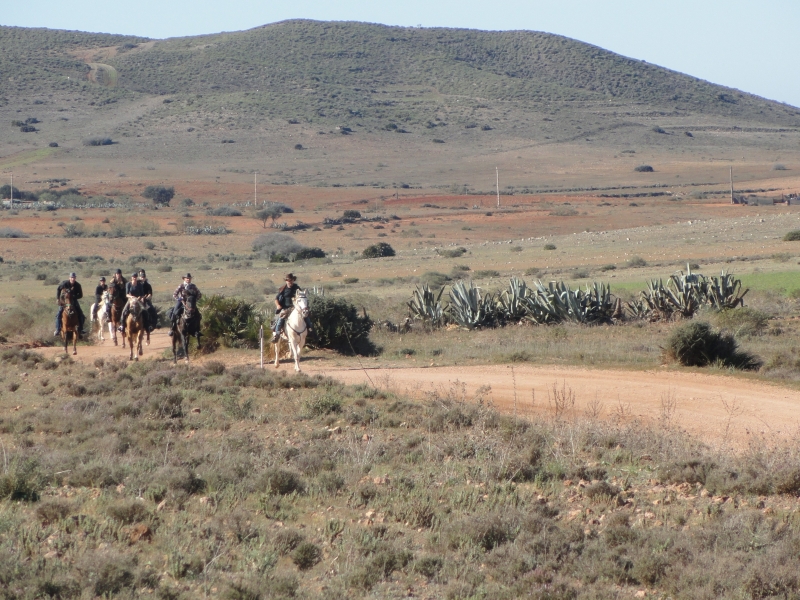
[60, 288, 81, 355]
[90, 290, 111, 342]
[125, 298, 145, 361]
[171, 296, 201, 365]
[108, 286, 127, 347]
[273, 289, 309, 372]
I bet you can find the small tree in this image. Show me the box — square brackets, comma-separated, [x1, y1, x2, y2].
[342, 210, 361, 220]
[142, 186, 175, 207]
[255, 205, 284, 228]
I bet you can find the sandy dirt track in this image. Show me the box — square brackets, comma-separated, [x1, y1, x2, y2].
[38, 335, 800, 445]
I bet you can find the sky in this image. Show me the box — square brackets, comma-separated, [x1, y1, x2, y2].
[4, 0, 799, 108]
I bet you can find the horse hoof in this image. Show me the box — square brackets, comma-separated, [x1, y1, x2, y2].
[73, 351, 77, 356]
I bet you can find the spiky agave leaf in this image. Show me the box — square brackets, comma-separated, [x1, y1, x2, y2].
[407, 284, 446, 327]
[448, 280, 496, 329]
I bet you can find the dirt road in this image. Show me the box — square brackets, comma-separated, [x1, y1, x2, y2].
[305, 363, 800, 445]
[38, 337, 799, 445]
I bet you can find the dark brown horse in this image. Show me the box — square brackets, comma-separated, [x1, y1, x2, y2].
[171, 296, 200, 365]
[60, 288, 80, 355]
[109, 285, 126, 347]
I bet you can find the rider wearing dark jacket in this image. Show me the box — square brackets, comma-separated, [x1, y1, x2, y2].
[138, 269, 157, 332]
[168, 273, 202, 336]
[109, 269, 127, 301]
[55, 273, 85, 336]
[119, 273, 147, 333]
[92, 276, 108, 319]
[271, 273, 313, 342]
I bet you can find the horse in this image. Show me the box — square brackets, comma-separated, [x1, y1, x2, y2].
[108, 286, 127, 347]
[171, 295, 201, 365]
[60, 288, 80, 355]
[125, 298, 145, 361]
[90, 290, 111, 342]
[273, 289, 309, 372]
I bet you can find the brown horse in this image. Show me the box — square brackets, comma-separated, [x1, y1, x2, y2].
[60, 288, 80, 355]
[108, 285, 126, 347]
[125, 298, 145, 361]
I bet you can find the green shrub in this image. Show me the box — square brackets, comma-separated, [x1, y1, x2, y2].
[0, 227, 29, 238]
[439, 247, 466, 258]
[663, 321, 761, 369]
[260, 469, 305, 495]
[343, 277, 359, 284]
[292, 542, 321, 570]
[635, 165, 654, 172]
[544, 243, 556, 251]
[304, 391, 343, 416]
[308, 293, 376, 355]
[342, 210, 362, 220]
[83, 137, 113, 146]
[362, 242, 395, 258]
[295, 247, 326, 260]
[783, 230, 800, 241]
[198, 294, 265, 352]
[420, 271, 450, 287]
[207, 206, 242, 217]
[142, 185, 175, 206]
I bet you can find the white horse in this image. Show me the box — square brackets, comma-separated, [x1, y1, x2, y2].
[89, 290, 111, 342]
[273, 290, 309, 372]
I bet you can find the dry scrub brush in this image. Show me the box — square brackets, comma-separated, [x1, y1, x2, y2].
[2, 349, 800, 597]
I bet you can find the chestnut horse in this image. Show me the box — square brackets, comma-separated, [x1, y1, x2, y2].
[125, 298, 145, 361]
[60, 288, 80, 355]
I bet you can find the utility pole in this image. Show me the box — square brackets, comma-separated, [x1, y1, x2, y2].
[254, 173, 258, 205]
[9, 173, 12, 209]
[496, 167, 500, 208]
[730, 167, 734, 205]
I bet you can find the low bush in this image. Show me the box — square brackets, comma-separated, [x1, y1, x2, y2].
[294, 247, 326, 260]
[142, 185, 175, 207]
[308, 293, 376, 355]
[362, 242, 395, 258]
[783, 230, 800, 241]
[83, 137, 113, 146]
[252, 232, 305, 257]
[207, 206, 242, 217]
[198, 295, 265, 352]
[663, 321, 761, 369]
[635, 165, 654, 172]
[626, 256, 648, 268]
[712, 307, 769, 337]
[0, 227, 29, 238]
[439, 247, 466, 258]
[544, 243, 557, 251]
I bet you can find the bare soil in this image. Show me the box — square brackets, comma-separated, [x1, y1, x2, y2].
[37, 336, 800, 446]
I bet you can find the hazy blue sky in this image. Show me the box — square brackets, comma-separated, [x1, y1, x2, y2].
[4, 0, 799, 108]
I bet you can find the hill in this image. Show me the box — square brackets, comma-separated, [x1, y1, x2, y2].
[1, 20, 799, 189]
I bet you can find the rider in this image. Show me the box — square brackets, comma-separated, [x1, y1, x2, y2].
[270, 273, 314, 343]
[118, 272, 146, 333]
[55, 272, 86, 337]
[91, 276, 108, 320]
[138, 269, 158, 332]
[168, 273, 202, 336]
[110, 269, 127, 299]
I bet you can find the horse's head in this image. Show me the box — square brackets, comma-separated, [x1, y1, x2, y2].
[102, 290, 111, 304]
[130, 298, 143, 317]
[294, 290, 310, 318]
[183, 295, 197, 319]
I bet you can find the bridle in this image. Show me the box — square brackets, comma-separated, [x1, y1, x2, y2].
[286, 292, 310, 335]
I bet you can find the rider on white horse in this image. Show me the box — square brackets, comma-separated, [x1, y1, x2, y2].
[91, 276, 108, 321]
[271, 273, 314, 343]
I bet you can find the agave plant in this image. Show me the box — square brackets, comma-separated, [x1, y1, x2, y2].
[524, 280, 616, 325]
[497, 277, 530, 322]
[407, 284, 446, 327]
[706, 271, 748, 309]
[448, 280, 496, 329]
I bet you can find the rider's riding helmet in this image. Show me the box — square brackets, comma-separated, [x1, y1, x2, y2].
[131, 272, 138, 279]
[138, 269, 146, 278]
[183, 273, 192, 280]
[115, 268, 122, 275]
[69, 272, 77, 279]
[99, 276, 106, 282]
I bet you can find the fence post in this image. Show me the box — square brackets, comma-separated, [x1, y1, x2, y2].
[259, 325, 263, 369]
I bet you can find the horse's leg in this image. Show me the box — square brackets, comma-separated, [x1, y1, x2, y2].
[138, 330, 144, 356]
[183, 330, 190, 364]
[72, 328, 77, 355]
